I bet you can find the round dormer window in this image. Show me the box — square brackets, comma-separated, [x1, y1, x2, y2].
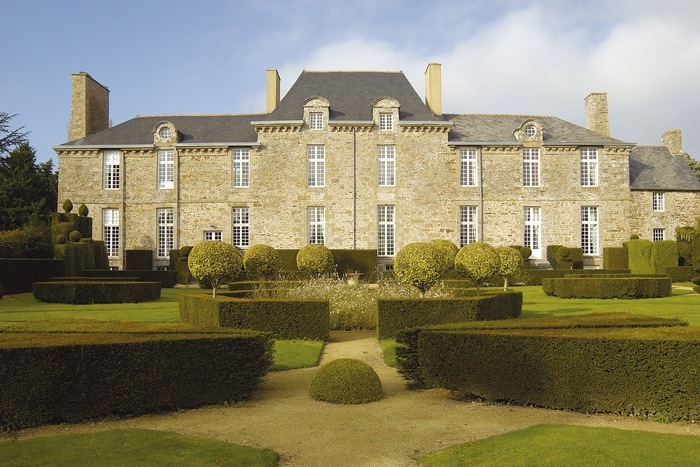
[158, 127, 172, 140]
[525, 125, 537, 137]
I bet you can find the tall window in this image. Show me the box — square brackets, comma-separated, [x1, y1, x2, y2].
[580, 148, 598, 187]
[524, 207, 541, 259]
[104, 151, 120, 190]
[103, 208, 119, 257]
[157, 208, 174, 258]
[581, 206, 599, 255]
[379, 113, 393, 131]
[378, 145, 396, 186]
[232, 207, 250, 248]
[652, 192, 665, 212]
[309, 112, 323, 130]
[307, 145, 325, 187]
[158, 150, 174, 189]
[522, 148, 540, 187]
[652, 228, 665, 242]
[460, 206, 478, 247]
[233, 149, 250, 188]
[377, 205, 395, 256]
[204, 230, 222, 241]
[308, 206, 325, 245]
[460, 149, 478, 187]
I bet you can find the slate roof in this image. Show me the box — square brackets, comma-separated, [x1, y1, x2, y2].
[445, 114, 629, 146]
[629, 146, 700, 191]
[258, 70, 442, 123]
[58, 114, 262, 148]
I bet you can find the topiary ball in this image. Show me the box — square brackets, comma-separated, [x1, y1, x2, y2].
[630, 234, 640, 240]
[429, 239, 459, 273]
[310, 358, 383, 404]
[68, 230, 82, 242]
[394, 242, 442, 293]
[78, 203, 89, 217]
[244, 244, 281, 280]
[297, 244, 334, 276]
[55, 234, 68, 245]
[179, 245, 193, 257]
[520, 246, 533, 259]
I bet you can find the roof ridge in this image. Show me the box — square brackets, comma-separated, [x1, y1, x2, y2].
[134, 113, 263, 118]
[302, 70, 403, 74]
[445, 113, 557, 118]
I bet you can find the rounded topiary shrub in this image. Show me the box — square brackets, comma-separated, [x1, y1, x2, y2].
[455, 242, 500, 294]
[310, 358, 383, 404]
[68, 230, 82, 242]
[520, 246, 532, 259]
[429, 239, 459, 274]
[188, 241, 243, 297]
[496, 246, 524, 291]
[394, 242, 442, 294]
[62, 199, 73, 213]
[630, 234, 640, 240]
[179, 245, 193, 257]
[244, 244, 281, 280]
[55, 234, 68, 245]
[297, 244, 334, 276]
[78, 203, 89, 217]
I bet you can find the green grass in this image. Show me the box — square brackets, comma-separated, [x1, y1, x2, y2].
[420, 424, 700, 466]
[272, 339, 325, 371]
[0, 428, 277, 466]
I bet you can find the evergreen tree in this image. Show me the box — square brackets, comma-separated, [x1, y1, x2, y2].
[683, 152, 700, 182]
[0, 112, 28, 156]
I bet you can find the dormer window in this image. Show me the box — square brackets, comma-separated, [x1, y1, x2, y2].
[515, 120, 544, 144]
[154, 121, 178, 146]
[379, 113, 393, 131]
[309, 112, 324, 130]
[525, 125, 537, 137]
[158, 127, 172, 140]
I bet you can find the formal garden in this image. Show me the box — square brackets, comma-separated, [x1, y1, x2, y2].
[1, 208, 700, 465]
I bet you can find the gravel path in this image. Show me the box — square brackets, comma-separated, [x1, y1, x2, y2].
[15, 331, 700, 466]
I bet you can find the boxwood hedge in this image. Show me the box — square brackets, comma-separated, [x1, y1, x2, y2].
[33, 281, 161, 304]
[542, 274, 672, 298]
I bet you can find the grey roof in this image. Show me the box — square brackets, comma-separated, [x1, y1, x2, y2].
[58, 114, 262, 147]
[445, 114, 630, 146]
[259, 71, 441, 122]
[629, 146, 700, 191]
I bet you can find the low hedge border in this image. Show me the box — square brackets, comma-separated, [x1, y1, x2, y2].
[33, 281, 161, 304]
[665, 266, 695, 283]
[395, 313, 687, 390]
[0, 329, 272, 431]
[419, 326, 700, 421]
[516, 269, 630, 286]
[179, 293, 329, 340]
[377, 291, 522, 339]
[0, 259, 65, 294]
[81, 269, 178, 288]
[542, 274, 672, 298]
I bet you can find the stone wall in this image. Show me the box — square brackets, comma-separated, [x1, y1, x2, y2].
[629, 190, 700, 241]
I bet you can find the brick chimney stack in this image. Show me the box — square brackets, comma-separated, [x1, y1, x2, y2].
[69, 72, 109, 141]
[584, 92, 610, 137]
[662, 129, 683, 155]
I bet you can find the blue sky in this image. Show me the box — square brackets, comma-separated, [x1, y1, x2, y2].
[3, 0, 700, 166]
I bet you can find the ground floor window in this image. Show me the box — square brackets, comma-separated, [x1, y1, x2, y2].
[652, 228, 665, 242]
[157, 208, 174, 258]
[103, 208, 120, 257]
[581, 206, 599, 255]
[524, 206, 541, 259]
[377, 205, 395, 256]
[204, 230, 222, 241]
[232, 207, 250, 248]
[308, 206, 325, 245]
[459, 206, 478, 247]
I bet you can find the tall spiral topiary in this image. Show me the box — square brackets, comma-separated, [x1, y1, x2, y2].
[394, 242, 442, 294]
[297, 244, 334, 276]
[496, 246, 524, 291]
[188, 241, 243, 297]
[455, 242, 500, 295]
[429, 239, 459, 274]
[244, 244, 281, 280]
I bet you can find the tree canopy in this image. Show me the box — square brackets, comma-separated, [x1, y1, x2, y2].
[0, 112, 28, 156]
[683, 152, 700, 182]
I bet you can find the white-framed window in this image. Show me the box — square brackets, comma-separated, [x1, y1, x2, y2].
[204, 230, 222, 241]
[524, 206, 541, 259]
[377, 205, 395, 256]
[581, 206, 599, 256]
[460, 148, 478, 187]
[232, 207, 250, 248]
[308, 206, 325, 245]
[103, 151, 120, 190]
[233, 149, 250, 188]
[459, 206, 478, 247]
[378, 145, 396, 186]
[157, 150, 174, 189]
[379, 113, 393, 131]
[522, 148, 540, 187]
[307, 145, 325, 187]
[580, 147, 598, 187]
[158, 127, 172, 140]
[652, 228, 665, 242]
[157, 207, 174, 258]
[652, 192, 665, 212]
[103, 208, 120, 257]
[309, 112, 323, 130]
[525, 125, 537, 137]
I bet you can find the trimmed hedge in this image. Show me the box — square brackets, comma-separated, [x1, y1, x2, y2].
[542, 274, 672, 299]
[125, 249, 153, 271]
[419, 326, 700, 421]
[547, 245, 583, 269]
[179, 293, 330, 340]
[516, 268, 630, 286]
[603, 247, 628, 270]
[628, 239, 678, 274]
[274, 249, 379, 281]
[33, 281, 161, 304]
[0, 259, 65, 294]
[81, 269, 178, 288]
[377, 291, 522, 339]
[396, 313, 688, 390]
[0, 330, 272, 431]
[665, 266, 695, 283]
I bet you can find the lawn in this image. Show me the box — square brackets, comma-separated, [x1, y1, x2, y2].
[0, 428, 278, 466]
[420, 424, 700, 466]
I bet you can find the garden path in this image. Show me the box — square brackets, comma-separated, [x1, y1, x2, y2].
[17, 331, 700, 466]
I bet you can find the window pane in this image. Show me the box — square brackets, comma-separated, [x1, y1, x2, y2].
[233, 149, 250, 188]
[232, 207, 250, 248]
[378, 146, 396, 186]
[460, 149, 478, 187]
[104, 151, 120, 190]
[308, 206, 325, 245]
[158, 150, 174, 189]
[103, 208, 119, 257]
[157, 208, 174, 258]
[581, 206, 599, 255]
[522, 149, 540, 187]
[580, 148, 598, 187]
[379, 113, 393, 131]
[460, 206, 478, 247]
[310, 112, 323, 130]
[307, 145, 325, 187]
[378, 205, 395, 256]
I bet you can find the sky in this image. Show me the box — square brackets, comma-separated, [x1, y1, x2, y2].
[3, 0, 700, 167]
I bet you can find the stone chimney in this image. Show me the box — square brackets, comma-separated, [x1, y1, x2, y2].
[584, 92, 610, 137]
[424, 63, 442, 116]
[69, 72, 109, 141]
[662, 129, 683, 155]
[266, 69, 280, 113]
